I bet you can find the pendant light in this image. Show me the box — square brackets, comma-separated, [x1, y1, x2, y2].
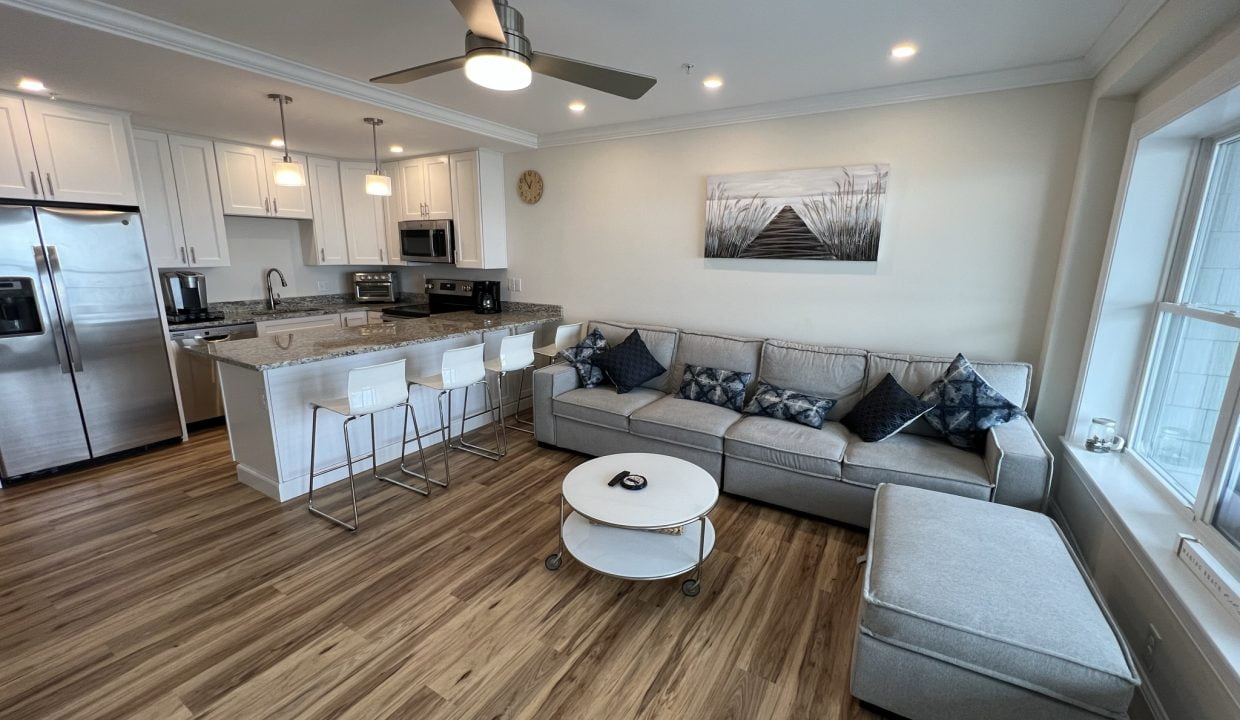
[363, 118, 392, 197]
[267, 93, 305, 187]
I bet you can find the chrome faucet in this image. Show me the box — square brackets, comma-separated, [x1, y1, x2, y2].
[265, 268, 287, 310]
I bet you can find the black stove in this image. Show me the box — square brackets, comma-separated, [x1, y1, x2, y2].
[168, 311, 225, 326]
[382, 304, 431, 319]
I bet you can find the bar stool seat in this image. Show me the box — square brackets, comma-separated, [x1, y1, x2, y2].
[534, 322, 584, 363]
[307, 358, 432, 532]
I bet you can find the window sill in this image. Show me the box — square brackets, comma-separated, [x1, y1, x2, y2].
[1060, 439, 1240, 684]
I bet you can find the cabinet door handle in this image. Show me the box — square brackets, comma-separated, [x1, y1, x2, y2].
[45, 173, 54, 197]
[273, 197, 279, 214]
[379, 247, 385, 262]
[190, 247, 197, 264]
[180, 246, 187, 264]
[264, 197, 270, 214]
[320, 248, 325, 262]
[29, 171, 38, 195]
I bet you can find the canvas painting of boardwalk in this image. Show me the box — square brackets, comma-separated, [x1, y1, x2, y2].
[704, 164, 889, 261]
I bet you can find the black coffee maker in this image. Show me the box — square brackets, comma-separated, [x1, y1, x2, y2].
[471, 280, 502, 314]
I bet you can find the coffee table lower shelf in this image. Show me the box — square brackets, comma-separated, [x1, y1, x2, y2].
[545, 511, 716, 596]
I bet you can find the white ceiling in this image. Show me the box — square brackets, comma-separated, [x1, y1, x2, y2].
[0, 0, 1162, 154]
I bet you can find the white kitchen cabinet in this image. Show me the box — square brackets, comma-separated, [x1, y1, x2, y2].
[382, 161, 402, 263]
[169, 135, 230, 267]
[264, 149, 312, 219]
[395, 155, 452, 221]
[255, 314, 341, 337]
[340, 161, 388, 264]
[132, 129, 186, 268]
[305, 156, 348, 265]
[449, 149, 508, 269]
[215, 142, 269, 216]
[22, 97, 137, 205]
[0, 94, 40, 200]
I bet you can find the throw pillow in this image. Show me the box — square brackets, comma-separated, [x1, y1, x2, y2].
[842, 373, 935, 442]
[742, 380, 836, 429]
[591, 330, 667, 394]
[557, 328, 609, 388]
[677, 365, 753, 411]
[919, 354, 1023, 450]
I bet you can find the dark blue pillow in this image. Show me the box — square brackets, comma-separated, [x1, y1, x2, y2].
[677, 365, 752, 411]
[842, 373, 934, 442]
[919, 354, 1023, 450]
[591, 330, 666, 394]
[742, 380, 836, 429]
[557, 328, 609, 388]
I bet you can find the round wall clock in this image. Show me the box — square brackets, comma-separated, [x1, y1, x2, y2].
[517, 169, 544, 204]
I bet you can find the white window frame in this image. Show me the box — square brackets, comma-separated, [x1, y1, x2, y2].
[1129, 130, 1240, 573]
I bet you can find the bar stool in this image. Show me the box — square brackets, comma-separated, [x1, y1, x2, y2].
[485, 331, 537, 451]
[534, 323, 584, 365]
[404, 343, 504, 488]
[307, 359, 432, 532]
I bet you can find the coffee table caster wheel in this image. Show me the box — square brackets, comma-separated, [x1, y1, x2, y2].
[682, 579, 700, 597]
[545, 554, 562, 571]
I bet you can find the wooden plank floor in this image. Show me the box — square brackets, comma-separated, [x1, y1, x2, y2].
[0, 425, 888, 720]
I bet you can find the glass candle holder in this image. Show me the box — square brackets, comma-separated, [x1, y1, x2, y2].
[1086, 417, 1120, 453]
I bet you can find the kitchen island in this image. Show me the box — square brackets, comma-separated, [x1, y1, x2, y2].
[189, 303, 563, 501]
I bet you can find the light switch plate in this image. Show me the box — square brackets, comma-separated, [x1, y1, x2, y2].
[315, 281, 330, 293]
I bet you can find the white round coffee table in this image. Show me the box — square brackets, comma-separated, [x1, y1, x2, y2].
[544, 453, 719, 596]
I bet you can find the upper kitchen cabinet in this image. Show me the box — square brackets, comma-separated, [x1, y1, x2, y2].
[305, 156, 349, 266]
[133, 131, 230, 268]
[450, 150, 507, 269]
[0, 95, 40, 200]
[394, 155, 451, 221]
[215, 142, 312, 219]
[6, 96, 138, 205]
[339, 161, 388, 264]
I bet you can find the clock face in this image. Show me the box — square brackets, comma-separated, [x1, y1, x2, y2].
[518, 169, 544, 204]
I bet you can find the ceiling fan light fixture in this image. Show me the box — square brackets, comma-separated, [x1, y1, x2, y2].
[464, 49, 532, 91]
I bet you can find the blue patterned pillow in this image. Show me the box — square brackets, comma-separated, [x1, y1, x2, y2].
[742, 380, 836, 429]
[677, 365, 752, 411]
[592, 330, 667, 394]
[919, 354, 1023, 450]
[557, 328, 609, 388]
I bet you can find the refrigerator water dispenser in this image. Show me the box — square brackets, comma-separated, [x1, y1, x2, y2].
[0, 277, 41, 337]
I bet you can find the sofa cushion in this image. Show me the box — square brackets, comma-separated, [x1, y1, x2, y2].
[589, 321, 679, 392]
[841, 373, 934, 442]
[724, 416, 850, 479]
[757, 341, 867, 419]
[670, 330, 764, 398]
[920, 353, 1024, 450]
[742, 380, 836, 429]
[842, 433, 992, 500]
[558, 327, 609, 388]
[592, 330, 667, 394]
[677, 364, 752, 411]
[863, 485, 1140, 718]
[864, 352, 1033, 437]
[553, 387, 665, 431]
[630, 396, 743, 452]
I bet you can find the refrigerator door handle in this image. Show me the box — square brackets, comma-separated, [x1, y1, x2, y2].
[45, 245, 83, 372]
[32, 245, 71, 374]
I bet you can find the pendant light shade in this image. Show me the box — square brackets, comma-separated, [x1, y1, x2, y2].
[268, 94, 305, 187]
[363, 117, 392, 197]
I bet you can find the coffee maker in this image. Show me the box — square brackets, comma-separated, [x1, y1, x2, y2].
[161, 271, 218, 324]
[471, 280, 502, 314]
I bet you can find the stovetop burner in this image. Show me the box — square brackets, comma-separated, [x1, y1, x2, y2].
[382, 304, 431, 319]
[168, 311, 225, 326]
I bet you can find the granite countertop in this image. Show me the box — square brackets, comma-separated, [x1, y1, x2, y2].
[169, 293, 425, 331]
[187, 302, 563, 371]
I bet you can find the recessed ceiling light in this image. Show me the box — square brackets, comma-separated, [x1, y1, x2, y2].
[568, 101, 586, 113]
[389, 145, 404, 153]
[269, 138, 285, 148]
[702, 75, 723, 89]
[18, 78, 46, 93]
[890, 43, 918, 59]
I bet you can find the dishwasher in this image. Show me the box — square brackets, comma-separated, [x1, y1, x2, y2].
[168, 322, 257, 423]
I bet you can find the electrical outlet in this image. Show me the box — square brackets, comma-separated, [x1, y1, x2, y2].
[515, 278, 524, 292]
[315, 281, 330, 293]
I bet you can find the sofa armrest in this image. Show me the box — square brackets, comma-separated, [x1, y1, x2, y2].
[984, 414, 1053, 512]
[533, 364, 581, 445]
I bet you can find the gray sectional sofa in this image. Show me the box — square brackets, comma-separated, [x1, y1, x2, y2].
[532, 320, 1053, 528]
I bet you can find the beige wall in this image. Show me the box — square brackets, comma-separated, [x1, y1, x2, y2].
[502, 81, 1091, 387]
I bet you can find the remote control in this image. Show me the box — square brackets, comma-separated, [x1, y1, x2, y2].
[608, 470, 629, 487]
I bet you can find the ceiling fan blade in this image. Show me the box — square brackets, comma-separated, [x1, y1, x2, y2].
[370, 56, 467, 84]
[450, 0, 507, 43]
[530, 52, 656, 99]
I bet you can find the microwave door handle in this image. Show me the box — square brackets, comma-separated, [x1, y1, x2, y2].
[32, 245, 71, 374]
[45, 246, 83, 372]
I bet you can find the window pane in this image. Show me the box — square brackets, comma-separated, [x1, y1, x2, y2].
[1136, 313, 1240, 500]
[1215, 452, 1240, 550]
[1184, 137, 1240, 310]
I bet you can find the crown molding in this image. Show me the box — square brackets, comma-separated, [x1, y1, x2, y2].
[1083, 0, 1166, 74]
[0, 0, 539, 148]
[536, 59, 1093, 148]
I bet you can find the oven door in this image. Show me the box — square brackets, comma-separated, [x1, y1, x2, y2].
[399, 222, 454, 263]
[354, 282, 395, 303]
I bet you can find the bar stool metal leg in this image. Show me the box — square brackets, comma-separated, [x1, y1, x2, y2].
[430, 390, 452, 488]
[308, 411, 361, 532]
[397, 402, 434, 493]
[509, 366, 535, 434]
[450, 379, 504, 461]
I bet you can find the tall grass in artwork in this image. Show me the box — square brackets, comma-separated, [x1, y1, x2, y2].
[799, 166, 887, 261]
[705, 184, 776, 258]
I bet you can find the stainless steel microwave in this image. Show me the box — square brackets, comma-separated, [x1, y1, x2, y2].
[398, 219, 454, 263]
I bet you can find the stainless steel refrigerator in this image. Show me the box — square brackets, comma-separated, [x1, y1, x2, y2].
[0, 205, 180, 482]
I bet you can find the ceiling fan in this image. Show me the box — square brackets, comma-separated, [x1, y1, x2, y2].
[370, 0, 656, 99]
